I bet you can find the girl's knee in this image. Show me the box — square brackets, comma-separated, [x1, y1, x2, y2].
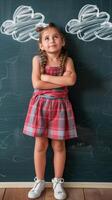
[52, 140, 65, 152]
[35, 137, 48, 152]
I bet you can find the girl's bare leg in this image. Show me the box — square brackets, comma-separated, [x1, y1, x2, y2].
[51, 140, 66, 178]
[34, 137, 48, 179]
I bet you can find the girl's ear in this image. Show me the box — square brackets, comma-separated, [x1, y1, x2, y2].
[62, 39, 65, 47]
[39, 43, 44, 50]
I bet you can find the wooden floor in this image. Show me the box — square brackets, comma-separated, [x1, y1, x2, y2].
[0, 188, 112, 200]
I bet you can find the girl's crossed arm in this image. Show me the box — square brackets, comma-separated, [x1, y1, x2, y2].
[41, 57, 77, 86]
[32, 56, 62, 89]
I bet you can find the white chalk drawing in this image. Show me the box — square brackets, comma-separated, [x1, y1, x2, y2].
[0, 173, 6, 178]
[65, 4, 112, 41]
[0, 5, 48, 42]
[1, 4, 112, 42]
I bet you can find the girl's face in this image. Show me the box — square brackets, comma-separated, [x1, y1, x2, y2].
[39, 27, 65, 54]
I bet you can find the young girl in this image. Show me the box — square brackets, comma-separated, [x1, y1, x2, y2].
[23, 23, 77, 200]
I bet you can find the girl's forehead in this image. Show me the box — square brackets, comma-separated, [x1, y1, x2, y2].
[41, 27, 60, 36]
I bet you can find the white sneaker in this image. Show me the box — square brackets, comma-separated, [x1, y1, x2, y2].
[52, 178, 67, 200]
[28, 177, 45, 199]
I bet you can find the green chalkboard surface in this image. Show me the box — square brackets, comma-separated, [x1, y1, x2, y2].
[0, 0, 112, 182]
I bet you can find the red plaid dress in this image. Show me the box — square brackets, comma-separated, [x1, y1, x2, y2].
[23, 66, 77, 140]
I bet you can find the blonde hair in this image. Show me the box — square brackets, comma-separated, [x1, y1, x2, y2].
[36, 23, 68, 75]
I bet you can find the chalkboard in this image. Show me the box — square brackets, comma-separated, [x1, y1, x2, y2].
[0, 0, 112, 182]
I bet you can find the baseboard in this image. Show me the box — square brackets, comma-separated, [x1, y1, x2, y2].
[0, 182, 112, 188]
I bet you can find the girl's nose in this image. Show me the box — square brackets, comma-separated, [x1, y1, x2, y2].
[49, 37, 54, 43]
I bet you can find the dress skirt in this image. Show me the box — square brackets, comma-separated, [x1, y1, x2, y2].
[23, 88, 77, 140]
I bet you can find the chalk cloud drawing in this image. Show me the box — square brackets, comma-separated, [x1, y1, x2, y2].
[0, 5, 48, 42]
[65, 4, 112, 41]
[1, 4, 112, 42]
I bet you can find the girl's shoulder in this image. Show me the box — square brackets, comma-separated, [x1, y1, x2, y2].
[32, 55, 41, 67]
[65, 56, 75, 72]
[65, 56, 74, 66]
[66, 56, 73, 62]
[32, 55, 41, 69]
[32, 55, 41, 62]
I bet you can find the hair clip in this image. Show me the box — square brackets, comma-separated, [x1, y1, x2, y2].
[36, 23, 49, 32]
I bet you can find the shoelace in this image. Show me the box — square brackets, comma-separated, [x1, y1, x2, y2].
[53, 178, 64, 190]
[32, 177, 42, 191]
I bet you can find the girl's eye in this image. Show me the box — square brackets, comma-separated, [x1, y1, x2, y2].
[54, 35, 58, 38]
[45, 37, 49, 40]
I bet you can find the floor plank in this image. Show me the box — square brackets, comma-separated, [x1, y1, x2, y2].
[3, 189, 29, 200]
[1, 188, 112, 200]
[84, 189, 101, 200]
[84, 188, 112, 200]
[45, 188, 55, 200]
[99, 188, 112, 200]
[0, 189, 5, 200]
[66, 188, 84, 200]
[3, 188, 46, 200]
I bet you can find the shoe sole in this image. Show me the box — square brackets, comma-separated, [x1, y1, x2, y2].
[54, 195, 67, 200]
